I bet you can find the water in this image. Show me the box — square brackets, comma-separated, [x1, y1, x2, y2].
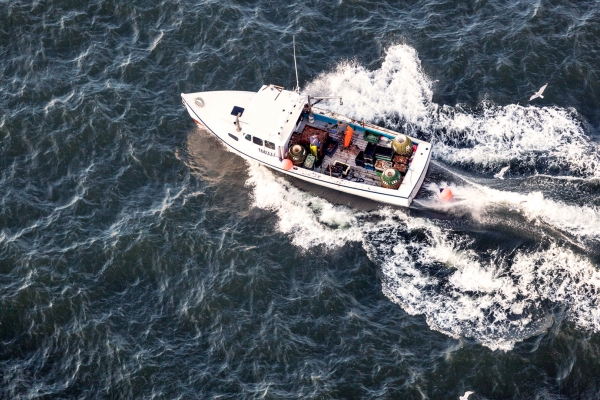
[1, 0, 600, 398]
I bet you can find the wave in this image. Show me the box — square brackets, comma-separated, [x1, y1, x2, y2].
[245, 161, 362, 249]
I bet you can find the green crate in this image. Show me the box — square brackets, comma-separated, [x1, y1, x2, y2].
[303, 154, 316, 169]
[363, 130, 381, 144]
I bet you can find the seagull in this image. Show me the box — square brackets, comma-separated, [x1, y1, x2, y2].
[529, 83, 548, 101]
[460, 391, 474, 400]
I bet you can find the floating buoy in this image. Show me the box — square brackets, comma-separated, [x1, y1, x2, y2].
[439, 187, 453, 201]
[282, 159, 293, 170]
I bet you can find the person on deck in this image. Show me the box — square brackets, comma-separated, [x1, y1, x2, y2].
[309, 134, 322, 160]
[337, 120, 354, 147]
[336, 121, 348, 135]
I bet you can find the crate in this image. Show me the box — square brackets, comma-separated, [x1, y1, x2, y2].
[393, 155, 410, 165]
[303, 154, 316, 170]
[375, 159, 393, 172]
[364, 143, 377, 163]
[393, 162, 408, 173]
[375, 146, 394, 161]
[355, 151, 365, 167]
[333, 161, 351, 177]
[324, 137, 338, 156]
[327, 164, 343, 178]
[363, 130, 381, 144]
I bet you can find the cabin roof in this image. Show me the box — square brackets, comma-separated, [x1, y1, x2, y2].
[240, 85, 304, 143]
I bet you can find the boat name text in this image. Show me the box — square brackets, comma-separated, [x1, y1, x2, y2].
[259, 148, 276, 157]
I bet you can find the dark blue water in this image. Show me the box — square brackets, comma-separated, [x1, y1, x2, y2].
[2, 0, 600, 398]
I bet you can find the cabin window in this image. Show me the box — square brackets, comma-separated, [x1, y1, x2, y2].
[228, 133, 238, 141]
[264, 141, 275, 150]
[244, 134, 251, 141]
[252, 136, 263, 146]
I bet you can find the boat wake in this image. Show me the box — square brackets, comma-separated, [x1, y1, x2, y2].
[420, 176, 600, 244]
[246, 161, 600, 351]
[366, 212, 600, 351]
[244, 43, 600, 351]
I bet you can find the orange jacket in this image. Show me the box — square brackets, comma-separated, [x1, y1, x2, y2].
[344, 126, 354, 147]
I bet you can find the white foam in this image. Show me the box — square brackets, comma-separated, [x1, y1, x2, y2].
[434, 103, 600, 177]
[304, 44, 600, 178]
[245, 161, 362, 249]
[422, 182, 600, 240]
[303, 44, 435, 129]
[368, 213, 600, 351]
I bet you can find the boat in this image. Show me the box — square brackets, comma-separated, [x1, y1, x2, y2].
[181, 38, 431, 207]
[181, 83, 432, 207]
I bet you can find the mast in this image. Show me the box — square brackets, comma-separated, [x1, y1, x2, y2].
[293, 35, 342, 123]
[293, 35, 300, 93]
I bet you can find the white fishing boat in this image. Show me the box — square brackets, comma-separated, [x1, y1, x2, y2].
[181, 83, 431, 207]
[182, 40, 431, 207]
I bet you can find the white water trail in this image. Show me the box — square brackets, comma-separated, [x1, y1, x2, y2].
[241, 44, 600, 351]
[367, 212, 600, 351]
[420, 174, 600, 241]
[245, 160, 600, 351]
[245, 161, 362, 249]
[303, 44, 434, 131]
[434, 103, 597, 176]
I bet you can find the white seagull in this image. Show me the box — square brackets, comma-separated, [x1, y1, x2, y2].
[529, 83, 548, 101]
[459, 391, 474, 400]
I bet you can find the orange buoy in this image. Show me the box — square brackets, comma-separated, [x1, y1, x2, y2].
[282, 159, 293, 170]
[439, 187, 453, 201]
[344, 126, 354, 147]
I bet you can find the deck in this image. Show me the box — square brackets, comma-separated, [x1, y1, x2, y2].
[292, 115, 400, 188]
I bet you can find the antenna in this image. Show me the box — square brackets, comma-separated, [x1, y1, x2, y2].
[293, 35, 300, 93]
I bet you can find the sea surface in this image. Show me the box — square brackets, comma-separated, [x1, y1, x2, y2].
[1, 0, 600, 398]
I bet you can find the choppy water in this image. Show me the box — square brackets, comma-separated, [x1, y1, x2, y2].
[2, 0, 600, 398]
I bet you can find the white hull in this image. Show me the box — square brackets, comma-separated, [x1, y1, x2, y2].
[181, 87, 432, 207]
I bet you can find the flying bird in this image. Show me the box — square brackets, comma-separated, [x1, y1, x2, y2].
[459, 391, 474, 400]
[529, 83, 548, 101]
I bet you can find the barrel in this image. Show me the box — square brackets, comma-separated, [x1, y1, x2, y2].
[380, 168, 402, 189]
[391, 134, 413, 157]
